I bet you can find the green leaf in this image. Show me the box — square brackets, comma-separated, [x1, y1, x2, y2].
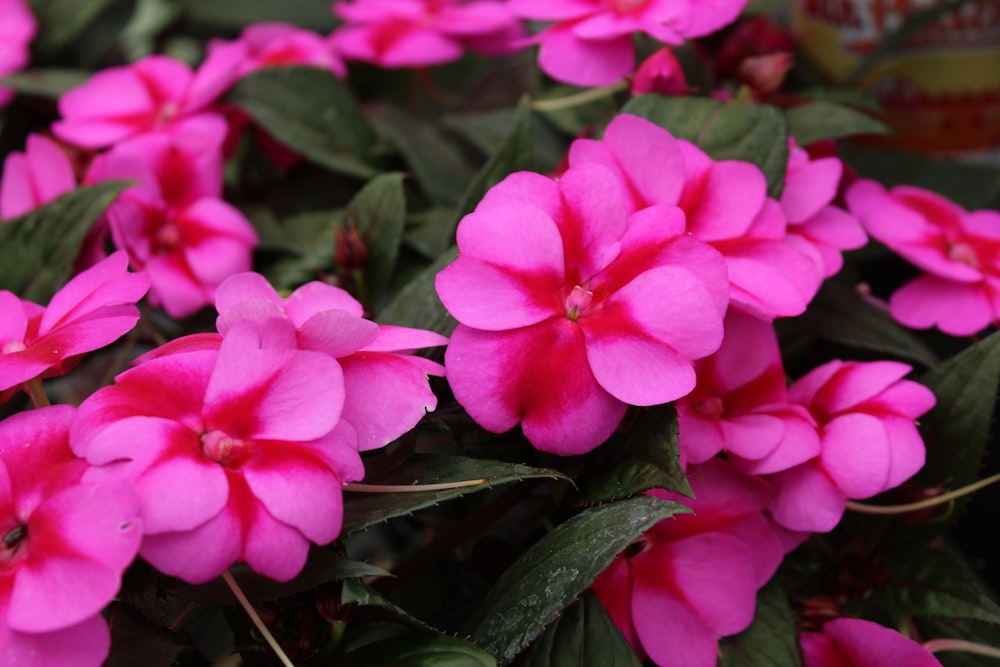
[334, 623, 497, 667]
[0, 181, 129, 303]
[875, 543, 1000, 624]
[784, 101, 891, 146]
[376, 249, 458, 336]
[448, 97, 536, 234]
[581, 404, 690, 503]
[338, 582, 437, 633]
[259, 210, 339, 290]
[520, 590, 641, 667]
[369, 105, 476, 207]
[227, 67, 379, 179]
[342, 455, 569, 534]
[719, 582, 804, 667]
[0, 68, 91, 98]
[106, 605, 184, 667]
[406, 206, 459, 259]
[778, 278, 938, 368]
[622, 95, 789, 198]
[27, 0, 117, 53]
[467, 496, 688, 663]
[177, 0, 336, 30]
[168, 548, 389, 604]
[344, 173, 407, 309]
[915, 617, 1000, 667]
[916, 332, 1000, 506]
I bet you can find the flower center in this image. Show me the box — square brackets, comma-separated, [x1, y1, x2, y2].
[154, 222, 181, 254]
[201, 430, 252, 468]
[606, 0, 648, 13]
[565, 285, 594, 321]
[948, 241, 981, 270]
[1, 524, 27, 564]
[157, 101, 179, 125]
[693, 396, 725, 419]
[2, 340, 26, 355]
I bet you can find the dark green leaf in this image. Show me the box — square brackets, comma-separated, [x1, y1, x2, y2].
[719, 582, 803, 667]
[178, 0, 336, 30]
[259, 210, 339, 290]
[0, 68, 91, 98]
[369, 105, 476, 206]
[797, 87, 884, 113]
[339, 581, 437, 633]
[342, 455, 569, 534]
[27, 0, 117, 53]
[376, 249, 458, 336]
[581, 404, 690, 503]
[406, 206, 459, 259]
[467, 496, 688, 663]
[916, 332, 1000, 508]
[784, 101, 890, 146]
[875, 543, 1000, 624]
[622, 95, 789, 198]
[915, 617, 1000, 667]
[106, 605, 184, 667]
[333, 622, 496, 667]
[534, 84, 621, 137]
[448, 97, 536, 233]
[227, 67, 379, 179]
[344, 172, 407, 308]
[520, 590, 641, 667]
[0, 181, 129, 302]
[779, 278, 938, 368]
[168, 548, 389, 604]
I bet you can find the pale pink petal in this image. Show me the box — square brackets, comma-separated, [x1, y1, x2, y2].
[140, 504, 241, 584]
[682, 159, 767, 241]
[782, 155, 841, 224]
[0, 152, 34, 219]
[721, 413, 786, 460]
[820, 413, 892, 499]
[475, 171, 561, 218]
[285, 281, 364, 321]
[537, 24, 634, 87]
[573, 11, 641, 39]
[889, 275, 995, 336]
[436, 3, 520, 35]
[677, 412, 726, 465]
[731, 405, 821, 475]
[298, 310, 380, 357]
[680, 0, 747, 37]
[881, 414, 928, 490]
[796, 205, 868, 249]
[789, 360, 844, 408]
[814, 360, 912, 414]
[241, 495, 311, 582]
[767, 462, 846, 533]
[361, 324, 449, 352]
[0, 614, 110, 667]
[724, 240, 821, 319]
[445, 321, 626, 455]
[54, 69, 155, 147]
[215, 271, 282, 316]
[860, 381, 936, 420]
[25, 135, 76, 205]
[376, 26, 464, 67]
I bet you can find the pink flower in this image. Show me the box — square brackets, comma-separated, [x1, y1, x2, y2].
[331, 0, 524, 68]
[846, 180, 1000, 335]
[86, 121, 258, 318]
[631, 47, 688, 96]
[0, 134, 78, 220]
[0, 0, 36, 107]
[570, 113, 822, 319]
[436, 161, 728, 455]
[800, 618, 942, 667]
[207, 22, 346, 78]
[766, 360, 936, 533]
[71, 318, 364, 584]
[677, 310, 820, 472]
[592, 459, 784, 666]
[1, 405, 142, 667]
[510, 0, 748, 86]
[714, 15, 795, 81]
[215, 272, 447, 450]
[0, 251, 149, 395]
[52, 54, 239, 149]
[781, 139, 867, 278]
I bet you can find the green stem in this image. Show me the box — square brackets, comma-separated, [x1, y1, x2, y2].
[222, 570, 295, 667]
[24, 377, 50, 407]
[923, 638, 1000, 659]
[846, 472, 1000, 515]
[343, 479, 486, 493]
[531, 81, 629, 113]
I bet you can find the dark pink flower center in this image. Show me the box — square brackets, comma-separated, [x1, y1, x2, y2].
[1, 524, 27, 565]
[2, 340, 27, 355]
[157, 101, 180, 126]
[154, 222, 181, 254]
[693, 396, 725, 419]
[565, 285, 595, 321]
[201, 429, 251, 468]
[606, 0, 648, 14]
[947, 241, 981, 270]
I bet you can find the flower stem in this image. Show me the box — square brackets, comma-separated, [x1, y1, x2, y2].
[24, 377, 50, 407]
[222, 570, 295, 667]
[343, 479, 486, 493]
[531, 81, 629, 113]
[923, 638, 1000, 658]
[846, 472, 1000, 515]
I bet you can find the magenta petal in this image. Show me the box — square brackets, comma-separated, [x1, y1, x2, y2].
[445, 321, 626, 455]
[677, 412, 726, 465]
[557, 163, 627, 278]
[781, 155, 841, 224]
[0, 614, 110, 667]
[9, 554, 123, 634]
[285, 281, 364, 321]
[881, 415, 927, 490]
[600, 113, 685, 209]
[0, 153, 34, 219]
[725, 240, 821, 319]
[591, 559, 640, 652]
[814, 360, 911, 414]
[768, 462, 846, 533]
[140, 504, 241, 584]
[669, 533, 759, 635]
[241, 499, 311, 582]
[215, 272, 283, 318]
[889, 275, 995, 336]
[361, 324, 449, 353]
[298, 309, 380, 357]
[820, 413, 892, 499]
[25, 134, 76, 207]
[731, 406, 821, 475]
[824, 618, 945, 667]
[475, 171, 561, 218]
[136, 454, 230, 533]
[721, 413, 786, 460]
[537, 25, 634, 87]
[684, 160, 767, 241]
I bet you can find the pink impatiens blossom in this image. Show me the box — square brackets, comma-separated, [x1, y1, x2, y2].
[214, 272, 448, 450]
[52, 54, 238, 149]
[677, 310, 819, 472]
[592, 459, 784, 666]
[331, 0, 524, 68]
[570, 113, 822, 319]
[207, 22, 346, 78]
[1, 405, 142, 667]
[71, 317, 363, 584]
[800, 618, 942, 667]
[766, 360, 936, 533]
[0, 0, 36, 108]
[86, 121, 258, 317]
[0, 134, 77, 220]
[631, 47, 688, 96]
[0, 250, 149, 396]
[509, 0, 748, 87]
[781, 139, 867, 278]
[436, 161, 729, 455]
[846, 180, 1000, 336]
